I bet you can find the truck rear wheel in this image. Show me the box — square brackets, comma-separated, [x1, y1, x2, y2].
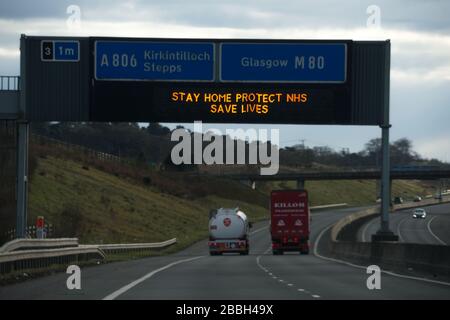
[273, 250, 283, 255]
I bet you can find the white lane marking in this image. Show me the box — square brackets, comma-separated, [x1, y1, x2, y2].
[314, 224, 450, 287]
[313, 223, 335, 255]
[361, 217, 377, 242]
[250, 225, 269, 235]
[312, 294, 321, 298]
[427, 216, 447, 245]
[103, 256, 204, 300]
[256, 247, 321, 298]
[396, 217, 407, 242]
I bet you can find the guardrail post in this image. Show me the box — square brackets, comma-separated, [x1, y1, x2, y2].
[16, 121, 29, 238]
[15, 35, 29, 239]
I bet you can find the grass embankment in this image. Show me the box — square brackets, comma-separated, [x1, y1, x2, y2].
[28, 144, 437, 252]
[258, 179, 436, 207]
[28, 155, 269, 251]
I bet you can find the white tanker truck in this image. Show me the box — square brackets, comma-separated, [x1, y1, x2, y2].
[208, 208, 251, 255]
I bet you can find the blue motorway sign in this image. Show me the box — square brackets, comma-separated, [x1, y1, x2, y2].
[95, 41, 215, 81]
[220, 43, 347, 83]
[41, 40, 79, 62]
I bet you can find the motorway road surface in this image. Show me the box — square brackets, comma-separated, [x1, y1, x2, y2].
[358, 202, 450, 245]
[0, 206, 449, 300]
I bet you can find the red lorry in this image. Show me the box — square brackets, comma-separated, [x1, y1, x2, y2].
[270, 189, 310, 255]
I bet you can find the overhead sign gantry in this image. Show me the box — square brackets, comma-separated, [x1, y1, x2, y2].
[8, 35, 396, 241]
[21, 36, 389, 126]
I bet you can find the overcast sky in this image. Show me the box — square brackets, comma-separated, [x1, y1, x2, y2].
[1, 0, 449, 162]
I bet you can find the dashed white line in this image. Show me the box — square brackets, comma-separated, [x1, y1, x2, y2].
[102, 256, 204, 300]
[427, 216, 447, 245]
[312, 294, 321, 298]
[256, 247, 321, 298]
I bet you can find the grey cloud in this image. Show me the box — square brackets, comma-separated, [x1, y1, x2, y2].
[0, 57, 19, 75]
[390, 81, 450, 142]
[0, 0, 448, 161]
[0, 0, 76, 19]
[0, 0, 449, 34]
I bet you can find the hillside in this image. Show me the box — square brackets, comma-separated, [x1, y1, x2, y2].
[28, 155, 269, 249]
[27, 156, 438, 249]
[21, 138, 439, 250]
[258, 179, 436, 206]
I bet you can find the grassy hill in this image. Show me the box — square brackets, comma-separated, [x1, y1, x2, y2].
[28, 156, 269, 249]
[26, 143, 439, 251]
[258, 179, 436, 207]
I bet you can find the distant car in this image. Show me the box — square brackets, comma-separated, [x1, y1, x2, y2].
[412, 208, 427, 219]
[413, 196, 422, 202]
[394, 197, 404, 204]
[434, 193, 443, 200]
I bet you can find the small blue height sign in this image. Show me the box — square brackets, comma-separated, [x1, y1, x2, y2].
[95, 41, 215, 81]
[41, 40, 79, 62]
[220, 43, 347, 83]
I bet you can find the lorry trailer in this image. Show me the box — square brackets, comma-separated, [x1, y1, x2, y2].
[270, 189, 310, 255]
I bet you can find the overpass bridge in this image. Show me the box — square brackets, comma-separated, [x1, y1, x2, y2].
[218, 168, 450, 182]
[204, 168, 450, 190]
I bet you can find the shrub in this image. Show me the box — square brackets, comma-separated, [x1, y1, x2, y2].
[142, 176, 152, 185]
[54, 202, 83, 238]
